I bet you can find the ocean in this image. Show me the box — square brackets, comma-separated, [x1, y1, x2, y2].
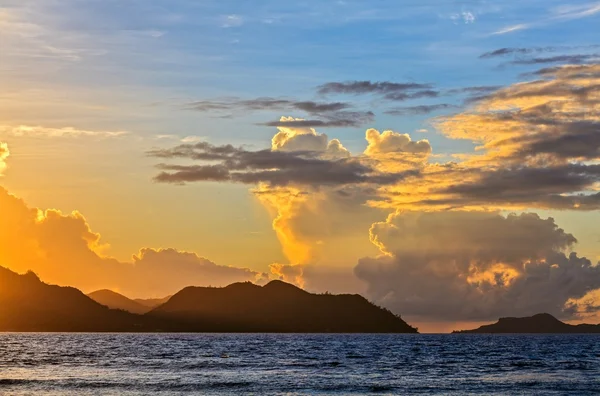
[0, 333, 599, 395]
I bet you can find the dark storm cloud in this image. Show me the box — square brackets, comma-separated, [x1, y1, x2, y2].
[148, 142, 416, 188]
[384, 104, 456, 116]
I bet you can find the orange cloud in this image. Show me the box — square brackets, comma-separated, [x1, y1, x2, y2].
[0, 186, 263, 297]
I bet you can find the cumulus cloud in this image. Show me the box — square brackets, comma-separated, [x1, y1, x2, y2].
[149, 131, 415, 188]
[262, 111, 374, 128]
[0, 187, 262, 297]
[355, 211, 600, 321]
[364, 129, 432, 156]
[270, 118, 350, 158]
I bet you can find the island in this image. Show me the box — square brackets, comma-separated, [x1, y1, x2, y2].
[454, 313, 600, 334]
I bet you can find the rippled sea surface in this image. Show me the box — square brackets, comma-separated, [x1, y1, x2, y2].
[1, 334, 599, 395]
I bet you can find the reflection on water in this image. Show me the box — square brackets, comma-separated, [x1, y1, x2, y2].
[0, 333, 599, 395]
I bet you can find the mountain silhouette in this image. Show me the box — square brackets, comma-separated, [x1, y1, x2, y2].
[87, 289, 154, 314]
[0, 267, 416, 333]
[149, 280, 418, 333]
[0, 266, 151, 332]
[455, 313, 600, 334]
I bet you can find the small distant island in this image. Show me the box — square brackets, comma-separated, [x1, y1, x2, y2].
[0, 266, 417, 333]
[454, 313, 600, 334]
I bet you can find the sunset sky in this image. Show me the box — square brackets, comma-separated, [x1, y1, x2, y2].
[2, 0, 600, 332]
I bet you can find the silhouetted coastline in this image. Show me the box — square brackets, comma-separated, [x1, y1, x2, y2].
[0, 266, 416, 333]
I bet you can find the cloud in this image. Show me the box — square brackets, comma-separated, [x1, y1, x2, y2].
[552, 2, 600, 20]
[383, 90, 439, 102]
[255, 183, 384, 270]
[492, 24, 527, 35]
[262, 111, 374, 128]
[221, 14, 244, 28]
[364, 129, 431, 156]
[446, 86, 502, 104]
[450, 11, 476, 24]
[492, 2, 600, 35]
[149, 133, 416, 188]
[186, 98, 351, 114]
[187, 98, 373, 127]
[0, 142, 8, 174]
[355, 211, 600, 321]
[317, 81, 432, 95]
[316, 81, 438, 101]
[0, 125, 128, 138]
[479, 45, 600, 59]
[386, 63, 600, 212]
[384, 104, 456, 116]
[270, 119, 350, 159]
[0, 186, 262, 297]
[149, 125, 426, 272]
[508, 54, 600, 66]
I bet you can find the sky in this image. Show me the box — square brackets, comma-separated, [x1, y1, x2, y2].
[1, 0, 600, 333]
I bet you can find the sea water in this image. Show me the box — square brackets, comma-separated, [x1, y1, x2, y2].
[0, 333, 599, 395]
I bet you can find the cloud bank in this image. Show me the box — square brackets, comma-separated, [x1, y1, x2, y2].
[0, 186, 263, 297]
[356, 211, 600, 321]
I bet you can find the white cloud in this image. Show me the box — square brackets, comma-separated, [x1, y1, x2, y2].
[492, 23, 528, 35]
[492, 2, 600, 35]
[449, 11, 476, 24]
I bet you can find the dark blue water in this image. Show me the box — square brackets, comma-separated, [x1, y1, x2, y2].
[0, 334, 599, 395]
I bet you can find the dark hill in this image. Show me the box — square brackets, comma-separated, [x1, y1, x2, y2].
[0, 266, 153, 332]
[87, 289, 152, 314]
[455, 313, 600, 334]
[149, 280, 418, 333]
